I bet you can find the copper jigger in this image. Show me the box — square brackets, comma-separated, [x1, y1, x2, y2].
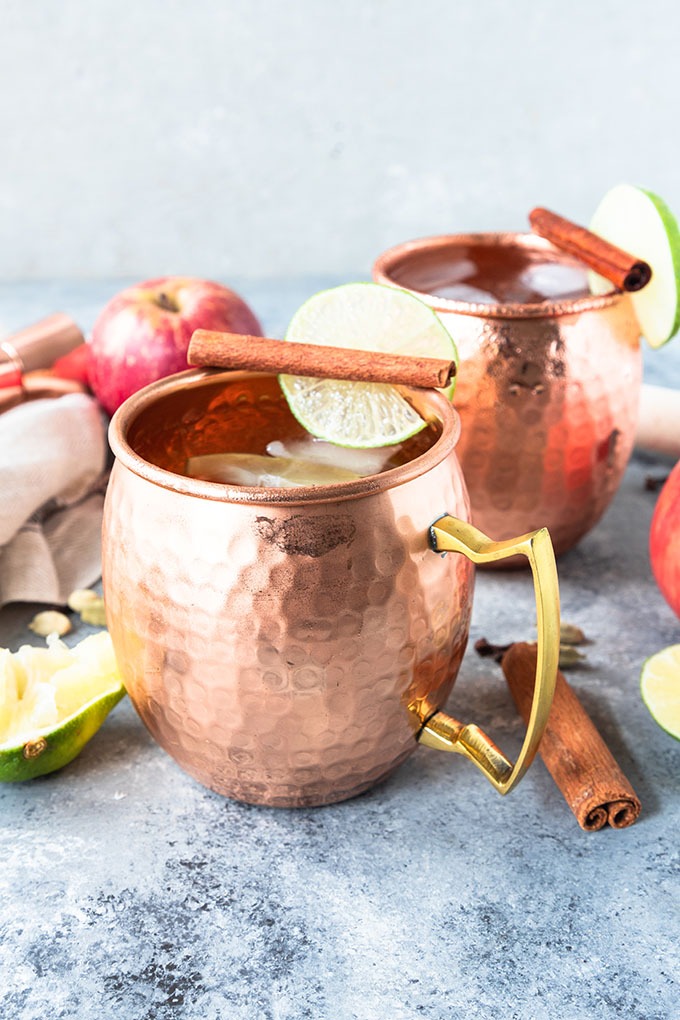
[103, 369, 560, 808]
[373, 233, 642, 558]
[0, 313, 87, 414]
[0, 313, 84, 389]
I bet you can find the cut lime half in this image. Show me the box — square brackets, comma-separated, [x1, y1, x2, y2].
[279, 282, 458, 448]
[589, 184, 680, 347]
[0, 631, 125, 782]
[640, 643, 680, 741]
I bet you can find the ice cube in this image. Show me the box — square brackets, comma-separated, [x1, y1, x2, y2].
[434, 282, 500, 304]
[266, 438, 399, 477]
[186, 453, 360, 488]
[516, 263, 588, 303]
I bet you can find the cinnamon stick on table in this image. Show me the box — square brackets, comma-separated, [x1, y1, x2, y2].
[529, 207, 652, 293]
[188, 330, 456, 390]
[501, 642, 641, 831]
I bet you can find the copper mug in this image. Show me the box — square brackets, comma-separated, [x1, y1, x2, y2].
[103, 369, 560, 808]
[374, 233, 642, 557]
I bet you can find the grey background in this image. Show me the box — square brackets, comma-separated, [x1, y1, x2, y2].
[1, 0, 679, 281]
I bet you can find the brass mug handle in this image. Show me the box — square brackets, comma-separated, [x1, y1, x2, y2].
[417, 515, 560, 794]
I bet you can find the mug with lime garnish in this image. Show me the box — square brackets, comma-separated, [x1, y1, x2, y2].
[374, 184, 680, 558]
[102, 284, 560, 808]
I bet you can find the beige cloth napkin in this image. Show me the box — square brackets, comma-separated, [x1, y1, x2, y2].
[0, 393, 108, 608]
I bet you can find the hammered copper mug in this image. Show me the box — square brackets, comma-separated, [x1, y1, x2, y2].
[103, 369, 559, 808]
[374, 233, 642, 556]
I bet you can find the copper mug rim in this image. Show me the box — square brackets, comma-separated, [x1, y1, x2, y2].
[108, 368, 462, 507]
[373, 230, 625, 319]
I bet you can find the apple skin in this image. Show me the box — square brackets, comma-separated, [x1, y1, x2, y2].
[52, 343, 91, 386]
[650, 458, 680, 619]
[89, 276, 262, 414]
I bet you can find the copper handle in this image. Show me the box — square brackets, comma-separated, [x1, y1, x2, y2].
[417, 516, 560, 794]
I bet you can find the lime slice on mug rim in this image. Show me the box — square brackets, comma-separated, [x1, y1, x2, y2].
[589, 183, 680, 348]
[279, 282, 458, 449]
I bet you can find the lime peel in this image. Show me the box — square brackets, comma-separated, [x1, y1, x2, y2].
[640, 643, 680, 741]
[0, 631, 125, 782]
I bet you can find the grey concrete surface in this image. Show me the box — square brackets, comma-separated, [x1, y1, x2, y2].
[1, 282, 679, 1019]
[1, 1, 680, 280]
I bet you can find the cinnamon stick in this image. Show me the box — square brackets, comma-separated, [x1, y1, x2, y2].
[188, 331, 456, 389]
[529, 207, 651, 292]
[501, 642, 641, 831]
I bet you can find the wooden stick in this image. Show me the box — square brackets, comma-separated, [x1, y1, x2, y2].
[501, 642, 641, 831]
[636, 383, 680, 458]
[529, 207, 651, 292]
[188, 330, 456, 389]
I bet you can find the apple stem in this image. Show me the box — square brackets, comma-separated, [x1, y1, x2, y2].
[156, 292, 179, 313]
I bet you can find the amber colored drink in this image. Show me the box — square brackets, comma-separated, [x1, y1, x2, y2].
[128, 373, 441, 487]
[392, 235, 591, 306]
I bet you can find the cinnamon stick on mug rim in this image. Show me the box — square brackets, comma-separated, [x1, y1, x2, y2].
[499, 641, 641, 831]
[529, 207, 652, 292]
[188, 330, 456, 390]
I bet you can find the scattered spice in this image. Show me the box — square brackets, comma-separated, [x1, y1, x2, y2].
[79, 599, 107, 627]
[560, 622, 587, 646]
[28, 610, 72, 638]
[558, 621, 590, 667]
[67, 589, 101, 613]
[66, 588, 107, 627]
[644, 473, 670, 493]
[474, 637, 512, 663]
[559, 644, 587, 669]
[477, 629, 589, 670]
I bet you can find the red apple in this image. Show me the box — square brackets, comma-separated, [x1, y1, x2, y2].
[52, 343, 91, 386]
[650, 458, 680, 618]
[89, 276, 262, 414]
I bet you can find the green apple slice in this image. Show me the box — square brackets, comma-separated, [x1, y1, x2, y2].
[279, 283, 458, 448]
[589, 184, 680, 348]
[640, 643, 680, 741]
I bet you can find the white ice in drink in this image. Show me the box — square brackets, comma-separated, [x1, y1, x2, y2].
[186, 437, 400, 488]
[516, 262, 589, 303]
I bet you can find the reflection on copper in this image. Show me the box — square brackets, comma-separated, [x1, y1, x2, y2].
[374, 233, 641, 558]
[0, 372, 87, 416]
[103, 370, 477, 807]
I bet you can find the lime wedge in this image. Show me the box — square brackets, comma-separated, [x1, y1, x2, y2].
[589, 184, 680, 347]
[0, 631, 125, 781]
[640, 643, 680, 740]
[279, 283, 458, 448]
